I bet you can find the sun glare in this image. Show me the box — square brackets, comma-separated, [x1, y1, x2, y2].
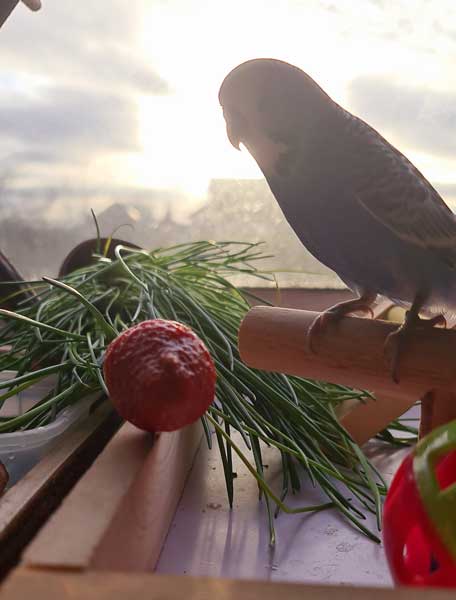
[126, 0, 456, 197]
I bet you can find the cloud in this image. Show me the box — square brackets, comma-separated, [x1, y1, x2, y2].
[0, 85, 139, 161]
[433, 20, 456, 42]
[3, 150, 57, 165]
[0, 2, 169, 182]
[347, 76, 456, 157]
[1, 1, 170, 95]
[320, 3, 341, 13]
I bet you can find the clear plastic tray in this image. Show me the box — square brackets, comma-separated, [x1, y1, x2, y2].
[0, 371, 96, 487]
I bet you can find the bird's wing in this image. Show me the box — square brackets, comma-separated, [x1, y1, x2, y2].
[352, 120, 456, 269]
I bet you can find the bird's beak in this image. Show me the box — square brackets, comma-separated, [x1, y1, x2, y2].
[222, 107, 247, 151]
[226, 122, 241, 150]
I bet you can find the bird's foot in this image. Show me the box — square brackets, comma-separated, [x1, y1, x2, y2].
[307, 294, 376, 354]
[385, 312, 446, 383]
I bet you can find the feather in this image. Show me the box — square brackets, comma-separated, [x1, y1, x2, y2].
[345, 113, 456, 269]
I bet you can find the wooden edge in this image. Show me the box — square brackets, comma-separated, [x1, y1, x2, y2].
[338, 392, 417, 446]
[2, 568, 455, 600]
[23, 421, 203, 572]
[90, 420, 203, 572]
[0, 402, 120, 578]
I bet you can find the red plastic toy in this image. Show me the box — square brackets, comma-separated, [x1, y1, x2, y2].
[383, 419, 456, 587]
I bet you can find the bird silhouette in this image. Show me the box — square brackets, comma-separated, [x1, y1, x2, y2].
[219, 58, 455, 380]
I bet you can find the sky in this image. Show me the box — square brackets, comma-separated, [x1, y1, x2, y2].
[1, 0, 456, 215]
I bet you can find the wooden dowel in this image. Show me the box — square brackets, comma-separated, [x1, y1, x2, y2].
[239, 306, 456, 398]
[238, 306, 456, 440]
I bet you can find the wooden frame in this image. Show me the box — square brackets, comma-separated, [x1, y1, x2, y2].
[0, 288, 454, 597]
[0, 402, 120, 577]
[4, 417, 452, 599]
[22, 421, 203, 571]
[3, 569, 456, 599]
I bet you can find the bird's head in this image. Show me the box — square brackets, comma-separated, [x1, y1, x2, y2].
[219, 58, 335, 177]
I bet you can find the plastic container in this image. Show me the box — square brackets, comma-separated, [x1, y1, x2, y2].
[0, 371, 96, 487]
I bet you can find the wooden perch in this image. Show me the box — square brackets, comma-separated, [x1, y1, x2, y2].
[238, 306, 456, 443]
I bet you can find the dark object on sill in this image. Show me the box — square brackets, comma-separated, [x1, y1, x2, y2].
[0, 0, 20, 29]
[0, 250, 35, 309]
[0, 461, 8, 495]
[0, 0, 40, 30]
[59, 238, 141, 277]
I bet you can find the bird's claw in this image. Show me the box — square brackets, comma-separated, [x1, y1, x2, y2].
[306, 297, 376, 354]
[384, 328, 406, 384]
[307, 311, 334, 354]
[384, 311, 446, 383]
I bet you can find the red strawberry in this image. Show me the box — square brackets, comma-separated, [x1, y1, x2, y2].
[103, 319, 216, 432]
